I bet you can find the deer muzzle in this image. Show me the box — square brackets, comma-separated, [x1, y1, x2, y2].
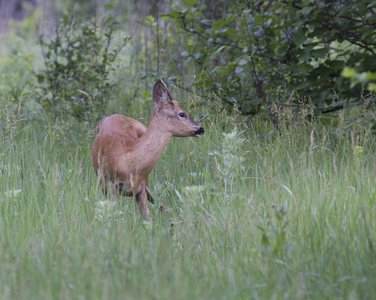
[195, 127, 205, 137]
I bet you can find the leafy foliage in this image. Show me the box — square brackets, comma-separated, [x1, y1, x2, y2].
[37, 8, 130, 119]
[161, 0, 376, 117]
[342, 67, 376, 92]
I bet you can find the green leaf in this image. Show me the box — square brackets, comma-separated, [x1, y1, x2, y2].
[235, 67, 244, 75]
[159, 13, 171, 21]
[292, 63, 313, 75]
[184, 0, 198, 6]
[249, 98, 263, 105]
[293, 28, 306, 46]
[238, 59, 247, 66]
[212, 19, 224, 31]
[315, 65, 331, 79]
[201, 19, 211, 25]
[169, 10, 182, 19]
[301, 6, 313, 15]
[296, 81, 310, 90]
[224, 14, 235, 25]
[214, 28, 228, 35]
[193, 53, 202, 59]
[213, 46, 226, 55]
[104, 3, 116, 10]
[342, 67, 358, 78]
[145, 15, 155, 24]
[368, 83, 376, 92]
[329, 60, 344, 71]
[366, 72, 376, 81]
[310, 48, 329, 58]
[254, 27, 264, 38]
[213, 15, 235, 31]
[254, 15, 264, 26]
[356, 2, 368, 14]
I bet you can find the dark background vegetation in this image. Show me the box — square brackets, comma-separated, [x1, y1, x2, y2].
[1, 0, 376, 125]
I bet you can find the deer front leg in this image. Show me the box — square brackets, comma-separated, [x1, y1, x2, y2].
[135, 182, 152, 223]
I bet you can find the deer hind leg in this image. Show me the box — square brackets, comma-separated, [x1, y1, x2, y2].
[97, 168, 108, 196]
[145, 177, 154, 204]
[135, 182, 152, 223]
[146, 190, 154, 204]
[98, 169, 116, 201]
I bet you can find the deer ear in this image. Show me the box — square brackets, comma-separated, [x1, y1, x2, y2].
[152, 80, 170, 107]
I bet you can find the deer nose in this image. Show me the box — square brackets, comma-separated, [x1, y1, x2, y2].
[195, 127, 204, 136]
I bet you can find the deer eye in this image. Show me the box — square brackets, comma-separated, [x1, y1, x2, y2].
[178, 112, 186, 118]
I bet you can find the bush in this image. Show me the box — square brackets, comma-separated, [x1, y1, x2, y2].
[161, 0, 376, 118]
[37, 7, 130, 120]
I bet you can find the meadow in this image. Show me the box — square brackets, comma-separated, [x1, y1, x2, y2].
[2, 96, 376, 299]
[1, 17, 376, 300]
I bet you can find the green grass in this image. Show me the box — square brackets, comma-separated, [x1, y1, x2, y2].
[1, 107, 376, 299]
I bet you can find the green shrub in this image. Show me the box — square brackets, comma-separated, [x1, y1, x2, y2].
[37, 7, 130, 120]
[161, 0, 376, 118]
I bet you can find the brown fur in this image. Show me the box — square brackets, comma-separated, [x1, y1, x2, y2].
[91, 80, 204, 222]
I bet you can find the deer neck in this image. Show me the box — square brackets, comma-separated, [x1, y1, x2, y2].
[131, 112, 172, 174]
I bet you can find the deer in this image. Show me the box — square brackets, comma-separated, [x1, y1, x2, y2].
[91, 79, 204, 223]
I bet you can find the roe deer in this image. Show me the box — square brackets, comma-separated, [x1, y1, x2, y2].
[91, 79, 204, 222]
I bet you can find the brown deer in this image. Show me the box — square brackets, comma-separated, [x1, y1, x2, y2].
[91, 79, 204, 222]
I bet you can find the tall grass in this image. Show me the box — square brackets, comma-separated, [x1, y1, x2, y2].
[1, 100, 376, 299]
